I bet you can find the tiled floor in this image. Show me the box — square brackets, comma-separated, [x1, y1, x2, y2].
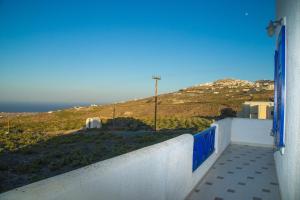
[187, 144, 280, 200]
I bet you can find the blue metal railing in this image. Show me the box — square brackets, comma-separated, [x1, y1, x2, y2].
[192, 126, 216, 172]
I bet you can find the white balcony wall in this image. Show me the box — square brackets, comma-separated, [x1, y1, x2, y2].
[1, 134, 192, 200]
[1, 119, 235, 200]
[230, 118, 273, 147]
[0, 118, 272, 200]
[212, 118, 232, 154]
[275, 1, 300, 199]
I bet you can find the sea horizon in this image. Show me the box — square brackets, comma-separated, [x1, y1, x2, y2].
[0, 102, 101, 113]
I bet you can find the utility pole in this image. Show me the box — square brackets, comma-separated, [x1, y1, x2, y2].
[112, 104, 116, 130]
[152, 75, 161, 131]
[7, 118, 10, 134]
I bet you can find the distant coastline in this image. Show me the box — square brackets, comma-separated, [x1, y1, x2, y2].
[0, 102, 94, 113]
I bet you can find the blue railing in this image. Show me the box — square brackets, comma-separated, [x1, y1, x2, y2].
[192, 126, 216, 172]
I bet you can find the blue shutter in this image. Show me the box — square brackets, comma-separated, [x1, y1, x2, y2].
[272, 50, 278, 135]
[273, 26, 286, 148]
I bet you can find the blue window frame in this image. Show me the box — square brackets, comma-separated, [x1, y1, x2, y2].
[273, 26, 286, 149]
[192, 126, 216, 172]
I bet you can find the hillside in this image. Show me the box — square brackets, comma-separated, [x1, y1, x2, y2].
[105, 78, 274, 118]
[0, 78, 274, 133]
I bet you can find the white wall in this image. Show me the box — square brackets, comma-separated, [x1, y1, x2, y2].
[231, 118, 274, 147]
[213, 118, 232, 153]
[275, 1, 300, 199]
[0, 128, 231, 200]
[1, 135, 192, 200]
[0, 118, 272, 200]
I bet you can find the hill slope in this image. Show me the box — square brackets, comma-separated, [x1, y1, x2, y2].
[0, 78, 274, 133]
[105, 78, 274, 118]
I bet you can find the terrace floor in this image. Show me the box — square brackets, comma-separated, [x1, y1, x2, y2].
[186, 144, 280, 200]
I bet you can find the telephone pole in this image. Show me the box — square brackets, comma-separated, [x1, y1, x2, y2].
[152, 75, 161, 131]
[112, 104, 116, 129]
[7, 118, 10, 134]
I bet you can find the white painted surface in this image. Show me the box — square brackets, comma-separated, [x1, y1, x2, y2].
[85, 117, 101, 129]
[0, 118, 273, 200]
[230, 118, 274, 147]
[213, 118, 232, 154]
[0, 119, 234, 200]
[275, 1, 300, 199]
[0, 135, 193, 200]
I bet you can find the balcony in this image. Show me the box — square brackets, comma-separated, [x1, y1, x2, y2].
[187, 144, 279, 200]
[0, 118, 280, 200]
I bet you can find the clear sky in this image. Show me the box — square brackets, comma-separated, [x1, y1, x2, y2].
[0, 0, 275, 104]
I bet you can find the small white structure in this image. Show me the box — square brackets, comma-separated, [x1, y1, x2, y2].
[86, 117, 101, 129]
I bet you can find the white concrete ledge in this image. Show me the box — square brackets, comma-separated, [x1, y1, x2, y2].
[1, 135, 196, 200]
[230, 118, 274, 147]
[0, 118, 273, 200]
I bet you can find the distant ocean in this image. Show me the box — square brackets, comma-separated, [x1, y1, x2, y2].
[0, 102, 93, 113]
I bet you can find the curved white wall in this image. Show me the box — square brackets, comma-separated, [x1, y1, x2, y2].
[212, 118, 232, 153]
[275, 1, 300, 199]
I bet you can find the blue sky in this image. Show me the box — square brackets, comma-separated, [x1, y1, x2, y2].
[0, 0, 275, 104]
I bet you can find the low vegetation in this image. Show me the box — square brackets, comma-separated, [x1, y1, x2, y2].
[0, 116, 211, 192]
